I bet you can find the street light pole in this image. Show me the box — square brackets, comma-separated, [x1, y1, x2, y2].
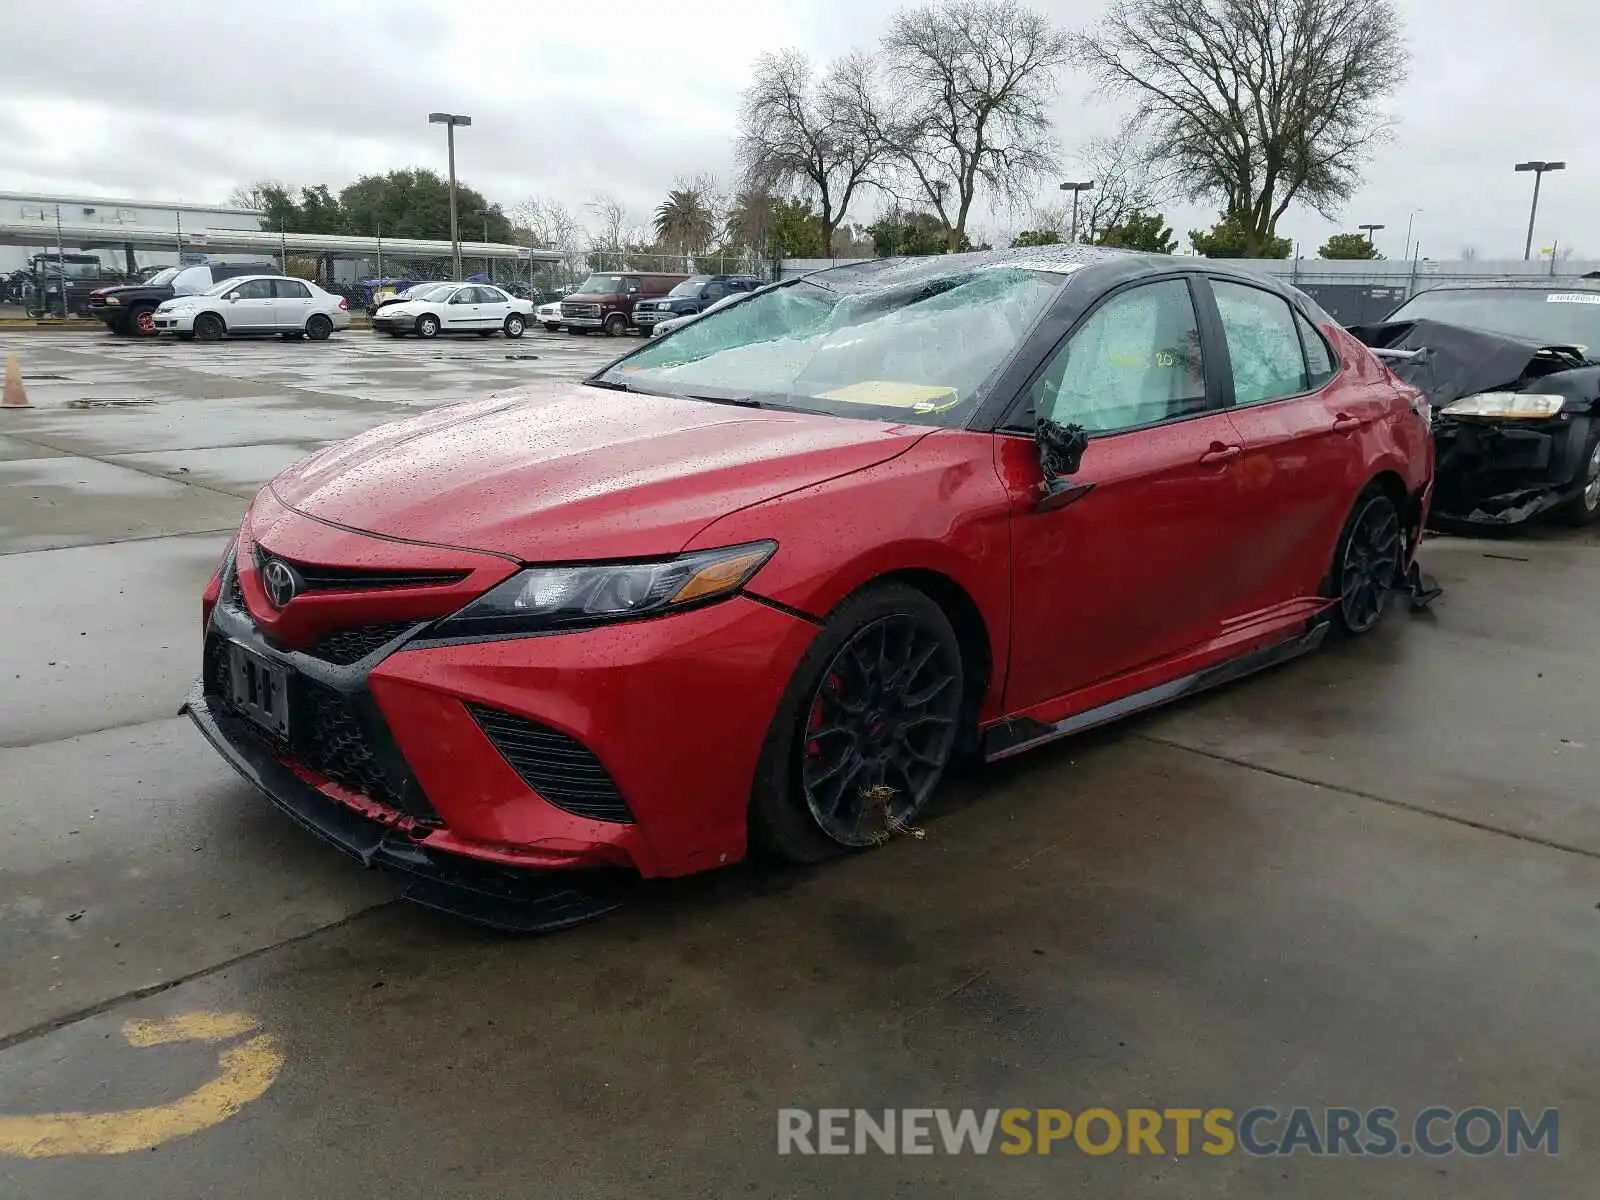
[1403, 210, 1421, 262]
[1515, 160, 1566, 261]
[429, 112, 473, 280]
[1358, 223, 1386, 254]
[1058, 180, 1095, 243]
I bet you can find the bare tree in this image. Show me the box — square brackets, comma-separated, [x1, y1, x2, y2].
[1075, 0, 1408, 257]
[227, 182, 276, 211]
[881, 0, 1071, 253]
[513, 196, 586, 282]
[1459, 245, 1478, 262]
[1071, 129, 1164, 240]
[737, 49, 893, 255]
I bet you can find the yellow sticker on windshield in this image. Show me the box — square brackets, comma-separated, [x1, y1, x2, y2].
[819, 381, 961, 412]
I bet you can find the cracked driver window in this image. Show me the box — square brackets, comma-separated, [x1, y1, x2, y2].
[1027, 279, 1207, 433]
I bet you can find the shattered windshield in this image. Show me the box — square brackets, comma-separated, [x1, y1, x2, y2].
[596, 267, 1066, 428]
[1388, 288, 1600, 357]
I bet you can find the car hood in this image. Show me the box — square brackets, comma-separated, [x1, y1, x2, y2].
[267, 382, 930, 560]
[562, 292, 621, 304]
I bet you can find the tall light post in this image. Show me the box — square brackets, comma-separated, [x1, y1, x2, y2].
[428, 112, 472, 280]
[1515, 160, 1565, 261]
[1059, 180, 1095, 243]
[1402, 209, 1421, 262]
[1358, 223, 1386, 255]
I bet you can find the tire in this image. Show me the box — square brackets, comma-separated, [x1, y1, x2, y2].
[305, 314, 333, 341]
[1328, 487, 1403, 635]
[415, 314, 440, 339]
[128, 304, 158, 337]
[193, 313, 225, 342]
[603, 312, 628, 336]
[749, 583, 965, 863]
[1556, 425, 1600, 527]
[543, 322, 560, 332]
[503, 313, 526, 338]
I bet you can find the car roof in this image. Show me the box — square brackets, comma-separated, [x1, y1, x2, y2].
[1409, 278, 1600, 296]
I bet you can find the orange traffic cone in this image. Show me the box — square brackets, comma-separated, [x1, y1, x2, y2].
[2, 352, 31, 409]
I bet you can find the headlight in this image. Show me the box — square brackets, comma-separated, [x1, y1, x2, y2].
[1442, 391, 1565, 419]
[106, 296, 122, 305]
[429, 541, 777, 638]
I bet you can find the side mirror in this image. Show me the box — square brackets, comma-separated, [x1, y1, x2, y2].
[1034, 418, 1092, 511]
[225, 292, 240, 302]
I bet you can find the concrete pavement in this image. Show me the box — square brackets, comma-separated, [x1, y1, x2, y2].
[0, 327, 1595, 1198]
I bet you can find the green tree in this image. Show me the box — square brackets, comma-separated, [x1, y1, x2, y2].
[338, 169, 511, 242]
[1319, 232, 1384, 260]
[1189, 214, 1291, 258]
[869, 211, 969, 257]
[653, 187, 718, 260]
[770, 198, 826, 257]
[1011, 229, 1062, 247]
[1096, 210, 1176, 253]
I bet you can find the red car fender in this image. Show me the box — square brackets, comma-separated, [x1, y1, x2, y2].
[686, 430, 1016, 722]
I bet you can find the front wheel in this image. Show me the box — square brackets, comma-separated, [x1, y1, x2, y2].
[1330, 488, 1403, 635]
[415, 314, 439, 339]
[129, 305, 158, 337]
[305, 314, 333, 341]
[503, 314, 526, 338]
[193, 313, 225, 342]
[603, 312, 628, 336]
[1556, 428, 1600, 527]
[750, 583, 965, 863]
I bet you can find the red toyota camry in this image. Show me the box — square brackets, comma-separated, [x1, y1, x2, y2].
[185, 246, 1435, 929]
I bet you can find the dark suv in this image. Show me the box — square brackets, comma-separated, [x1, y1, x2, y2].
[559, 271, 686, 336]
[630, 274, 764, 333]
[89, 261, 281, 336]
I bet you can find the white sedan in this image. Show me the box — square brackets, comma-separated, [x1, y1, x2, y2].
[153, 275, 352, 341]
[370, 283, 535, 339]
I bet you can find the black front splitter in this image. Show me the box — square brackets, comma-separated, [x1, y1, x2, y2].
[180, 683, 633, 933]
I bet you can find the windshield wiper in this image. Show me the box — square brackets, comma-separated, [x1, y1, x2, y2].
[586, 378, 639, 392]
[685, 392, 764, 408]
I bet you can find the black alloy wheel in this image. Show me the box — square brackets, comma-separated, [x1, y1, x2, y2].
[1336, 491, 1402, 634]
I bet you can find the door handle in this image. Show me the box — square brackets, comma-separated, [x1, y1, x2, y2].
[1198, 442, 1242, 465]
[1332, 414, 1361, 433]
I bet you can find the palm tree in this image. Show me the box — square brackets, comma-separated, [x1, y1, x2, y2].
[653, 188, 716, 266]
[726, 187, 777, 255]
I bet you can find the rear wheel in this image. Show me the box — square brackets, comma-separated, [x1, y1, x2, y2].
[415, 314, 440, 339]
[193, 313, 225, 342]
[305, 314, 333, 341]
[750, 583, 965, 863]
[1556, 427, 1600, 527]
[1330, 488, 1402, 635]
[503, 313, 526, 338]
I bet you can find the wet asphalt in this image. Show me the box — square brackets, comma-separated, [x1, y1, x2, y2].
[0, 326, 1596, 1198]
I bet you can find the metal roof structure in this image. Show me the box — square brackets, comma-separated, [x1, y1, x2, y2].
[0, 217, 558, 263]
[0, 190, 266, 216]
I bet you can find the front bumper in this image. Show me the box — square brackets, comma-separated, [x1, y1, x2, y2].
[186, 527, 820, 919]
[1428, 414, 1590, 527]
[562, 316, 603, 329]
[154, 310, 198, 332]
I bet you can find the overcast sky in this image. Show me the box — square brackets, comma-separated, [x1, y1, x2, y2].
[3, 0, 1595, 259]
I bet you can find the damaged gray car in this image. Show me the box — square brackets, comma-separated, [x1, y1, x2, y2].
[1351, 280, 1600, 530]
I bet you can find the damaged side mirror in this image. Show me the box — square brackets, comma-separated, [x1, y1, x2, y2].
[1033, 417, 1093, 511]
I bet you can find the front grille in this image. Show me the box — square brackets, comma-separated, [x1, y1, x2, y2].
[310, 621, 418, 666]
[255, 547, 465, 593]
[203, 632, 439, 822]
[469, 705, 634, 823]
[561, 302, 600, 318]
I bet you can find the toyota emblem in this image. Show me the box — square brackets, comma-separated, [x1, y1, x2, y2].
[260, 557, 302, 608]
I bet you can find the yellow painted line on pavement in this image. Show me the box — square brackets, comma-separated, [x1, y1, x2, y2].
[0, 1012, 284, 1158]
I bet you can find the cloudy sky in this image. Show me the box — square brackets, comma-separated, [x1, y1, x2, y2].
[3, 0, 1595, 259]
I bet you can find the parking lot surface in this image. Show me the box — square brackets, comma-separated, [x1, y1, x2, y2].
[1, 327, 1596, 1198]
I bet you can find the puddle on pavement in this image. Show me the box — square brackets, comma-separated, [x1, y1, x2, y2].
[64, 398, 157, 409]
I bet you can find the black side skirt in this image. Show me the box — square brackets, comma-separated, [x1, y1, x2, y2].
[983, 621, 1331, 761]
